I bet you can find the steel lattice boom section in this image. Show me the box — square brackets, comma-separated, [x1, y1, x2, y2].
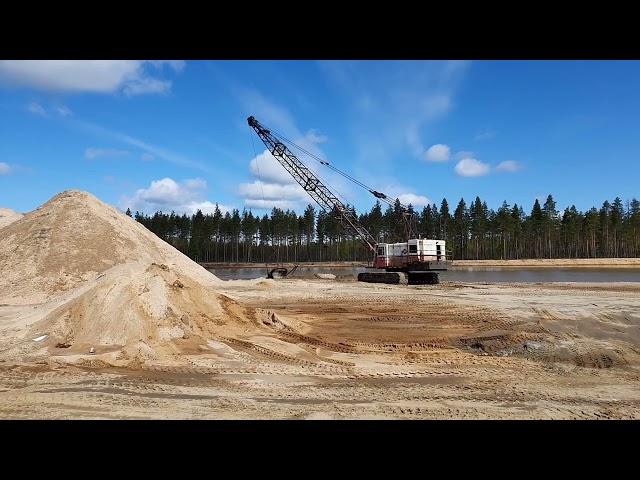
[248, 116, 377, 252]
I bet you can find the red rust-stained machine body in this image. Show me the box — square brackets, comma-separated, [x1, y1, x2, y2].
[373, 239, 447, 271]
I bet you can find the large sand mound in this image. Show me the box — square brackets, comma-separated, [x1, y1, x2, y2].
[0, 190, 220, 304]
[0, 190, 259, 367]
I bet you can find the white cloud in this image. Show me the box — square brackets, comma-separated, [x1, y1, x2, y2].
[238, 181, 307, 202]
[424, 144, 450, 162]
[141, 153, 154, 161]
[495, 160, 522, 173]
[27, 101, 47, 116]
[0, 162, 11, 175]
[85, 148, 130, 160]
[121, 177, 230, 215]
[183, 201, 230, 215]
[244, 199, 300, 210]
[249, 150, 295, 185]
[376, 184, 432, 208]
[397, 193, 431, 207]
[0, 60, 184, 96]
[238, 95, 344, 211]
[454, 157, 490, 177]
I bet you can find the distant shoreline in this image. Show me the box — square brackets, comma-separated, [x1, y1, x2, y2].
[453, 258, 640, 268]
[201, 258, 640, 269]
[200, 261, 369, 269]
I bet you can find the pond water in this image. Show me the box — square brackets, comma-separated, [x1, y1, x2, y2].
[206, 266, 640, 283]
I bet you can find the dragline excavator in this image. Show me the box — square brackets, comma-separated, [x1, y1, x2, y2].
[248, 116, 450, 285]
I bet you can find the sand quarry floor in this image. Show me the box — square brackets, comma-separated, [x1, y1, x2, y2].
[1, 191, 640, 419]
[1, 278, 639, 419]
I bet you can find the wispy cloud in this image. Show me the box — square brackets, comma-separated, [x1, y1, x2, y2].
[27, 101, 47, 117]
[67, 118, 211, 173]
[27, 102, 72, 118]
[474, 129, 496, 141]
[236, 87, 305, 142]
[316, 61, 470, 208]
[0, 162, 11, 175]
[455, 150, 475, 160]
[0, 60, 185, 96]
[495, 160, 522, 172]
[122, 77, 171, 96]
[85, 148, 130, 160]
[56, 105, 72, 116]
[318, 61, 470, 166]
[28, 106, 210, 173]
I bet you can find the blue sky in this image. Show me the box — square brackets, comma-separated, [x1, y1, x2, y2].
[1, 60, 639, 216]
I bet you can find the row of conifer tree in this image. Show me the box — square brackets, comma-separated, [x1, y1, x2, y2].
[128, 194, 640, 263]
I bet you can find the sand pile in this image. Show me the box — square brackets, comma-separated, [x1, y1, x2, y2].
[0, 190, 221, 303]
[0, 190, 258, 367]
[0, 208, 22, 229]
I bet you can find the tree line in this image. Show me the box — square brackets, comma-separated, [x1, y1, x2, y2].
[127, 194, 640, 263]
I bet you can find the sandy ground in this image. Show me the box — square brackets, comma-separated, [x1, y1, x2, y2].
[2, 191, 639, 419]
[1, 278, 639, 419]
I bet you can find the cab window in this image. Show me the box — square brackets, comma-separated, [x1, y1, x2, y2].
[377, 246, 385, 256]
[409, 244, 417, 253]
